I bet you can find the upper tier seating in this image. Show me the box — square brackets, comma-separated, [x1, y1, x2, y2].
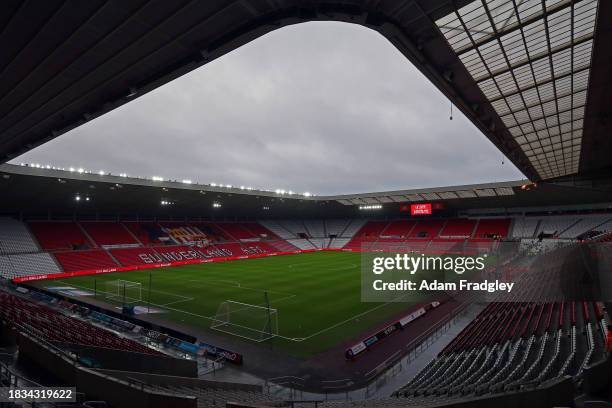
[28, 221, 91, 250]
[535, 216, 581, 237]
[408, 220, 445, 238]
[0, 218, 40, 254]
[215, 223, 258, 240]
[0, 291, 159, 355]
[510, 217, 539, 238]
[240, 223, 278, 239]
[596, 219, 612, 234]
[473, 218, 511, 238]
[304, 220, 326, 238]
[510, 215, 612, 239]
[267, 220, 309, 238]
[122, 222, 164, 245]
[54, 250, 118, 271]
[325, 219, 351, 237]
[439, 219, 476, 238]
[381, 220, 416, 238]
[0, 253, 61, 280]
[258, 220, 297, 239]
[81, 222, 139, 246]
[340, 219, 368, 238]
[352, 221, 388, 241]
[558, 215, 611, 238]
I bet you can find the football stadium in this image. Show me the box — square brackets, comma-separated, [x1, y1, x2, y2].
[1, 1, 612, 407]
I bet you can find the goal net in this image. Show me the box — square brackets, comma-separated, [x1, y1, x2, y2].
[105, 280, 142, 305]
[211, 300, 278, 342]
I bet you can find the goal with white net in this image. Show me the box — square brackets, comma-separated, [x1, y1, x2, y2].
[105, 280, 142, 305]
[211, 300, 278, 342]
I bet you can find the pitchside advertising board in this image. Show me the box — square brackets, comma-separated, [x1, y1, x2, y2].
[345, 301, 440, 360]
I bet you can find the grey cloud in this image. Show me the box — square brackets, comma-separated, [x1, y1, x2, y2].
[13, 22, 524, 195]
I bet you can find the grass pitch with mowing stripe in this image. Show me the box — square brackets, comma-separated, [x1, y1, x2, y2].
[36, 251, 429, 357]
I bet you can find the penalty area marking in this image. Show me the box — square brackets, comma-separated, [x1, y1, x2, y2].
[54, 280, 195, 308]
[185, 278, 297, 300]
[50, 280, 410, 344]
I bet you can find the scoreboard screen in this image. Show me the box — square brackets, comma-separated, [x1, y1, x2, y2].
[410, 203, 432, 215]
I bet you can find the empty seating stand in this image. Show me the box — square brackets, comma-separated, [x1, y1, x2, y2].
[0, 253, 61, 280]
[393, 300, 607, 405]
[473, 218, 510, 238]
[54, 250, 118, 271]
[510, 218, 540, 238]
[0, 291, 159, 355]
[0, 218, 40, 254]
[439, 219, 476, 238]
[81, 222, 139, 246]
[215, 223, 258, 240]
[122, 222, 164, 245]
[28, 221, 91, 250]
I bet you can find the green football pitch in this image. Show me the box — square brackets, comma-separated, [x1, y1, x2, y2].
[35, 251, 431, 357]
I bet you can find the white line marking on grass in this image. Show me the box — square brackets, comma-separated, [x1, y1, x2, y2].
[52, 266, 410, 345]
[299, 293, 412, 341]
[187, 279, 241, 287]
[55, 280, 194, 307]
[186, 279, 297, 299]
[52, 280, 299, 341]
[159, 297, 195, 307]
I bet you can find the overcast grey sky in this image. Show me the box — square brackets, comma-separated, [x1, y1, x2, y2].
[13, 22, 524, 195]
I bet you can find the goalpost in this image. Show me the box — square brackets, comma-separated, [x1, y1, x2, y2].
[211, 300, 278, 342]
[105, 280, 143, 305]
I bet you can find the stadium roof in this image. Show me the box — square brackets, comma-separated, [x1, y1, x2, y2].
[1, 163, 611, 217]
[0, 0, 610, 182]
[435, 0, 597, 179]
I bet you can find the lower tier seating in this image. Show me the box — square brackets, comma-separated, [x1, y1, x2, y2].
[0, 291, 160, 355]
[0, 252, 61, 279]
[54, 250, 119, 271]
[394, 301, 606, 404]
